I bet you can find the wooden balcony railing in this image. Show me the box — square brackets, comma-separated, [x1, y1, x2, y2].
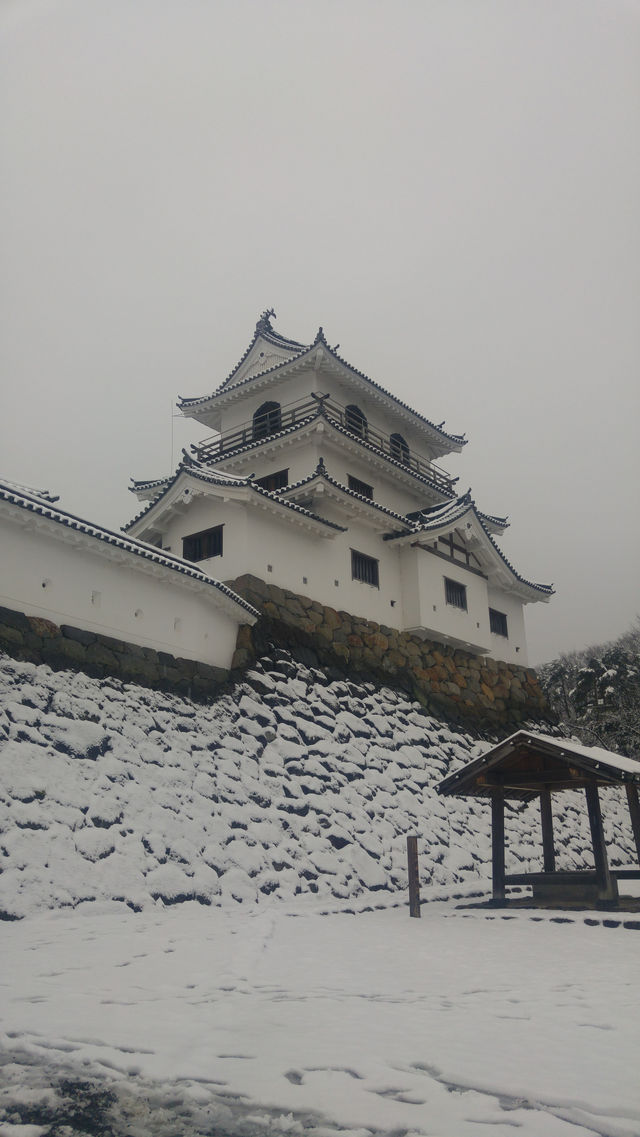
[191, 394, 455, 492]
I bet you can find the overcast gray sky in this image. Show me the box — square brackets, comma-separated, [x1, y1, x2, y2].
[2, 0, 639, 665]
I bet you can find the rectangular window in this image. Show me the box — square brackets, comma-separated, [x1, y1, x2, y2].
[254, 468, 289, 492]
[352, 549, 379, 587]
[183, 525, 223, 562]
[347, 474, 374, 500]
[489, 608, 509, 637]
[444, 577, 467, 610]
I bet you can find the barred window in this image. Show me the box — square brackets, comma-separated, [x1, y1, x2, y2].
[489, 608, 509, 637]
[348, 474, 374, 500]
[183, 525, 223, 562]
[444, 577, 467, 610]
[352, 549, 379, 588]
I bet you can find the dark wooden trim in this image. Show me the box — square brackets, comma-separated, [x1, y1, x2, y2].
[491, 791, 506, 903]
[585, 782, 616, 901]
[506, 871, 598, 886]
[626, 784, 640, 865]
[540, 788, 556, 872]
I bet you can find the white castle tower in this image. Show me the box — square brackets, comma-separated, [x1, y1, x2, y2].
[126, 311, 552, 665]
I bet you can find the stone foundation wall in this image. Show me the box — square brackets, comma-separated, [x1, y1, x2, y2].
[228, 575, 550, 726]
[0, 605, 228, 698]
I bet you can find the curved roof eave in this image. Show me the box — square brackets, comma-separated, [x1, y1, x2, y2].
[124, 461, 347, 537]
[385, 495, 554, 601]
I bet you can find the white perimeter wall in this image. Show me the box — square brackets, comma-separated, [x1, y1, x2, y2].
[1, 513, 243, 669]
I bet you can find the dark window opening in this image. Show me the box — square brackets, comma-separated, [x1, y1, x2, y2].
[348, 474, 374, 499]
[183, 525, 223, 562]
[489, 608, 509, 637]
[254, 468, 289, 492]
[352, 549, 379, 588]
[444, 577, 467, 610]
[345, 404, 368, 439]
[252, 401, 282, 441]
[390, 432, 410, 465]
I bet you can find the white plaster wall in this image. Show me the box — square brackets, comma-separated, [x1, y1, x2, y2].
[0, 514, 243, 669]
[400, 545, 491, 653]
[486, 586, 529, 666]
[159, 493, 404, 625]
[153, 491, 528, 662]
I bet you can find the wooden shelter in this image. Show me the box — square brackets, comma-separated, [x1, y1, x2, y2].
[438, 731, 640, 907]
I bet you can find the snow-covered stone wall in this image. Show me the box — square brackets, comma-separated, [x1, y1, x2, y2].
[0, 649, 636, 921]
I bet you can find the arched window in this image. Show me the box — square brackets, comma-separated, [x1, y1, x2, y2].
[390, 432, 410, 465]
[345, 404, 367, 439]
[252, 401, 282, 441]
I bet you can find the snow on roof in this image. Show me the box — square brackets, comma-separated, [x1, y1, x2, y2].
[179, 317, 466, 450]
[0, 476, 60, 503]
[0, 479, 259, 618]
[438, 728, 640, 798]
[124, 458, 347, 535]
[406, 492, 509, 534]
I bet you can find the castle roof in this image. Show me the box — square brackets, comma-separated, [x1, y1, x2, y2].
[124, 458, 347, 537]
[0, 480, 259, 619]
[179, 314, 466, 454]
[385, 492, 554, 602]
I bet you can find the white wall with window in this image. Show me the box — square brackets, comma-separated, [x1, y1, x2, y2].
[486, 587, 528, 665]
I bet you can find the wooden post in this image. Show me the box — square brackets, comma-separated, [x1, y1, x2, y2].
[491, 791, 506, 904]
[540, 788, 556, 872]
[585, 782, 617, 903]
[625, 784, 640, 865]
[406, 835, 421, 918]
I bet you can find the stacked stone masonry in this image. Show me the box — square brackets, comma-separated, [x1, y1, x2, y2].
[228, 575, 549, 727]
[0, 584, 549, 726]
[0, 605, 228, 698]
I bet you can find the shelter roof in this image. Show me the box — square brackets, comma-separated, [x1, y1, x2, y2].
[0, 480, 259, 619]
[124, 458, 347, 536]
[178, 316, 466, 452]
[438, 730, 640, 802]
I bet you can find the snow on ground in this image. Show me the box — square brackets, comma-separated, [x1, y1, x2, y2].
[0, 651, 637, 920]
[1, 901, 639, 1137]
[1, 649, 640, 1135]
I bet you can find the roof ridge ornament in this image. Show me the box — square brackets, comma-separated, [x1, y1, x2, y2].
[255, 308, 276, 335]
[315, 456, 327, 474]
[314, 326, 328, 345]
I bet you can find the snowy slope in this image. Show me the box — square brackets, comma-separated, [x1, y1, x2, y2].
[0, 650, 636, 920]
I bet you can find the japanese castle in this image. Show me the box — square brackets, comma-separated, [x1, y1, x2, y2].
[126, 311, 553, 665]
